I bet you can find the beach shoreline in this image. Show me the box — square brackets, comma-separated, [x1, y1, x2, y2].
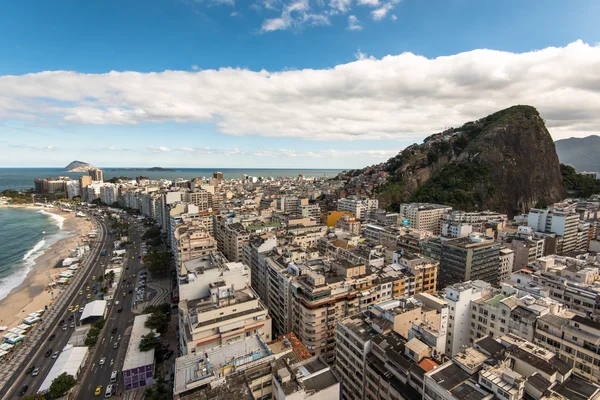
[0, 205, 94, 330]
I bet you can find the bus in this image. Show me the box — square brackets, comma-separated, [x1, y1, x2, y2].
[101, 249, 107, 256]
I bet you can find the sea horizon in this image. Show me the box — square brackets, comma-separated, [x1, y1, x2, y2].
[0, 167, 343, 192]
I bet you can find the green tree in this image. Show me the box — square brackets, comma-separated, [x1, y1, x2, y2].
[105, 270, 116, 286]
[22, 394, 47, 400]
[48, 373, 77, 398]
[139, 333, 160, 352]
[145, 311, 169, 334]
[143, 375, 168, 400]
[92, 317, 105, 330]
[142, 226, 162, 240]
[96, 274, 104, 284]
[143, 251, 172, 278]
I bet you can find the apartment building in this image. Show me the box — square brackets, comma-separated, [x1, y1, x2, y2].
[99, 183, 117, 205]
[336, 309, 439, 400]
[469, 291, 567, 344]
[363, 224, 402, 246]
[438, 234, 503, 288]
[243, 235, 278, 302]
[336, 214, 361, 235]
[499, 248, 515, 282]
[399, 203, 452, 233]
[217, 221, 250, 262]
[392, 252, 439, 294]
[279, 224, 327, 249]
[177, 252, 271, 356]
[300, 203, 321, 219]
[528, 207, 580, 255]
[423, 333, 597, 400]
[186, 190, 213, 211]
[441, 221, 473, 238]
[501, 226, 545, 271]
[173, 224, 218, 267]
[79, 175, 92, 194]
[371, 210, 401, 226]
[534, 313, 600, 384]
[338, 197, 379, 220]
[290, 260, 379, 363]
[444, 280, 494, 357]
[526, 255, 600, 320]
[86, 168, 103, 182]
[437, 210, 507, 235]
[318, 235, 385, 268]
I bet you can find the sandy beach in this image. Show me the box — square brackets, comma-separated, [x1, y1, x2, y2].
[0, 206, 94, 330]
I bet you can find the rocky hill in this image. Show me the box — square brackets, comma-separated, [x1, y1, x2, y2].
[345, 105, 566, 216]
[555, 135, 600, 172]
[64, 160, 97, 172]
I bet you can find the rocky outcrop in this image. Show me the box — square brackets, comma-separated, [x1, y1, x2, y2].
[359, 105, 566, 216]
[64, 160, 97, 172]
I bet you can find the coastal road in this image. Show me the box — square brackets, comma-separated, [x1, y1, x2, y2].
[77, 216, 148, 398]
[3, 215, 113, 398]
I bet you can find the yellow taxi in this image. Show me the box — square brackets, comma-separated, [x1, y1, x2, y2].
[67, 306, 74, 312]
[74, 305, 79, 312]
[95, 385, 102, 396]
[87, 294, 91, 299]
[79, 290, 83, 295]
[86, 286, 91, 291]
[92, 276, 96, 281]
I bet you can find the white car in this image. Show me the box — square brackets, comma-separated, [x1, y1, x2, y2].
[99, 357, 106, 366]
[32, 368, 40, 376]
[52, 351, 59, 359]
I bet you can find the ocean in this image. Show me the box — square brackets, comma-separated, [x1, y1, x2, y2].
[0, 207, 64, 301]
[0, 168, 343, 192]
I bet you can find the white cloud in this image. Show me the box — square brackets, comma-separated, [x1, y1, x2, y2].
[177, 147, 399, 159]
[357, 0, 380, 5]
[149, 146, 171, 153]
[1, 41, 600, 141]
[372, 3, 393, 20]
[329, 0, 352, 14]
[260, 0, 330, 32]
[390, 14, 397, 20]
[347, 15, 363, 30]
[191, 65, 200, 71]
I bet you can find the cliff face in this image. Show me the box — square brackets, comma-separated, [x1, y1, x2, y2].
[372, 105, 566, 216]
[65, 160, 97, 172]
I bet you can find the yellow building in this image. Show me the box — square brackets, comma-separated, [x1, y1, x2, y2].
[322, 210, 354, 227]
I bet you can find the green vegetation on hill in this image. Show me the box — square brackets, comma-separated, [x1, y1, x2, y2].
[560, 164, 600, 197]
[411, 163, 497, 211]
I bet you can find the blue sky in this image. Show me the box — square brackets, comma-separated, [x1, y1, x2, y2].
[0, 0, 599, 168]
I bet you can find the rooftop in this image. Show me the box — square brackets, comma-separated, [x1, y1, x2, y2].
[427, 362, 471, 391]
[277, 356, 339, 396]
[123, 314, 155, 371]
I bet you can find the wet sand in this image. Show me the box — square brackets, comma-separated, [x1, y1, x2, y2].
[0, 206, 94, 330]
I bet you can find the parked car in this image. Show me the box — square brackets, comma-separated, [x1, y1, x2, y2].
[26, 366, 34, 374]
[32, 368, 40, 377]
[48, 334, 55, 341]
[45, 349, 52, 357]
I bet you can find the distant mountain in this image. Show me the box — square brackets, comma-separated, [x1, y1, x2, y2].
[343, 105, 566, 216]
[64, 160, 97, 172]
[555, 135, 600, 172]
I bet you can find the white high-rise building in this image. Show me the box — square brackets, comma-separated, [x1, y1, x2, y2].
[444, 280, 493, 357]
[528, 207, 580, 254]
